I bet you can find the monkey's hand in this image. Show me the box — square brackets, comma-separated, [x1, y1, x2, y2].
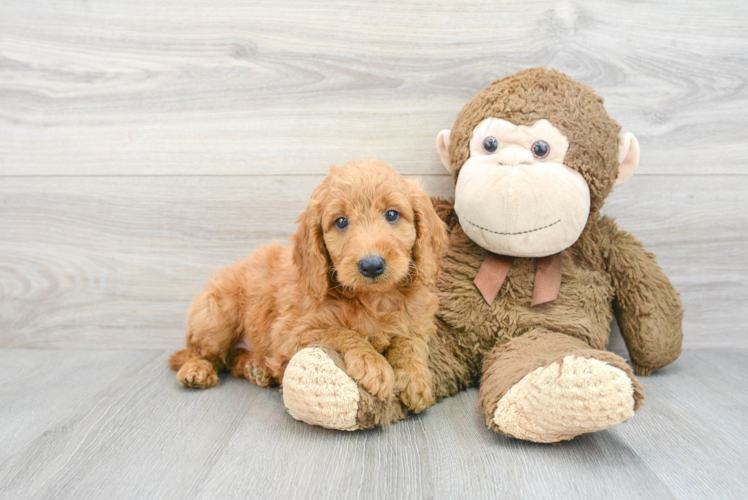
[599, 216, 684, 374]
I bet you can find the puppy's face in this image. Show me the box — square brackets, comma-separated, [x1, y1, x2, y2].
[321, 174, 417, 293]
[293, 159, 447, 300]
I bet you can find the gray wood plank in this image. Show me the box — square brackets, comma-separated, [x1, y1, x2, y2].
[0, 350, 161, 463]
[616, 351, 748, 499]
[0, 349, 746, 500]
[0, 174, 743, 350]
[0, 349, 259, 499]
[1, 0, 746, 176]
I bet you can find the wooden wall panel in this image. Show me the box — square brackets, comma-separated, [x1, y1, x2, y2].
[1, 0, 746, 175]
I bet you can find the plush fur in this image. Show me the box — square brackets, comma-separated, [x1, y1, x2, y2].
[169, 159, 448, 414]
[281, 68, 684, 442]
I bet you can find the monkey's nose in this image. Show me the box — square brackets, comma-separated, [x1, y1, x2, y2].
[358, 256, 386, 278]
[497, 148, 533, 166]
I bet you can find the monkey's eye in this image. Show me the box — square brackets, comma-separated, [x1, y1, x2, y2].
[532, 140, 550, 158]
[334, 217, 348, 230]
[385, 210, 400, 223]
[483, 136, 499, 153]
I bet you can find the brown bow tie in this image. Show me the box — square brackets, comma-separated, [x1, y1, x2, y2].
[474, 252, 563, 306]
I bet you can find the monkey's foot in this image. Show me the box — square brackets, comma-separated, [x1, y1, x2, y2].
[282, 346, 360, 431]
[493, 355, 636, 443]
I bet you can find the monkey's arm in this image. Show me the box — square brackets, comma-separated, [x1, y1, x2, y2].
[598, 216, 684, 375]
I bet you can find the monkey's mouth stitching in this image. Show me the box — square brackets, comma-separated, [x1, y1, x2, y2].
[465, 218, 561, 236]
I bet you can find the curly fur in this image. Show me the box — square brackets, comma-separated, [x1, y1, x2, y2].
[169, 159, 448, 413]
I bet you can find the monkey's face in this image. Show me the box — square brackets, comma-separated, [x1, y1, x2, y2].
[452, 118, 590, 258]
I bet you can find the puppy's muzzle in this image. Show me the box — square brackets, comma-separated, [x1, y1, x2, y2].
[358, 256, 386, 278]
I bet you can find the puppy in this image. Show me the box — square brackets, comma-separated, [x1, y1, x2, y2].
[169, 159, 448, 413]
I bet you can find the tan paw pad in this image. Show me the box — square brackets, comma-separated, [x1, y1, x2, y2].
[493, 355, 636, 443]
[282, 347, 360, 431]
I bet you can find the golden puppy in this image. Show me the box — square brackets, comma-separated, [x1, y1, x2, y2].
[169, 159, 448, 412]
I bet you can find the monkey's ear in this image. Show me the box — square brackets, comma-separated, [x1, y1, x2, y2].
[436, 129, 452, 172]
[614, 132, 639, 188]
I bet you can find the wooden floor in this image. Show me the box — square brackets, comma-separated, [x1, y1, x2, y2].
[1, 345, 747, 499]
[1, 0, 747, 498]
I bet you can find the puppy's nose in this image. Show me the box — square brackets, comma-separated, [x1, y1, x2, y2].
[358, 256, 386, 278]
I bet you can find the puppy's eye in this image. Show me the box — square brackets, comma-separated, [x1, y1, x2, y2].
[532, 140, 550, 158]
[385, 210, 400, 223]
[334, 217, 348, 230]
[483, 136, 498, 153]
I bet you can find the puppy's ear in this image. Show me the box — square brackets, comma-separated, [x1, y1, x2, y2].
[293, 190, 330, 302]
[408, 180, 448, 287]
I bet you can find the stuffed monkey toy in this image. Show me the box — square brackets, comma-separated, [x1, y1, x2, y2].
[281, 67, 684, 443]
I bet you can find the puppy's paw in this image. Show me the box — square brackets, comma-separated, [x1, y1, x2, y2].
[344, 351, 394, 400]
[177, 359, 218, 388]
[396, 370, 435, 413]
